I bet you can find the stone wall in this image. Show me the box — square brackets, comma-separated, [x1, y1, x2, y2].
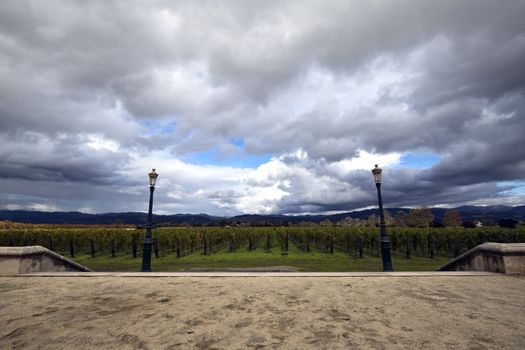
[438, 243, 525, 274]
[0, 246, 92, 275]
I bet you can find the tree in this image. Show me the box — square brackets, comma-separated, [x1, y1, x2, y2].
[405, 207, 434, 228]
[337, 217, 362, 227]
[383, 210, 395, 226]
[319, 219, 334, 227]
[442, 210, 462, 227]
[366, 214, 378, 227]
[366, 211, 395, 227]
[297, 221, 318, 227]
[499, 219, 518, 228]
[394, 211, 408, 227]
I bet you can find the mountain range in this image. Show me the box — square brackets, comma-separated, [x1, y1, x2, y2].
[1, 205, 524, 226]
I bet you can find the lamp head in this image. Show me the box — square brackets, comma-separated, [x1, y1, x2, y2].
[372, 164, 382, 184]
[148, 169, 158, 187]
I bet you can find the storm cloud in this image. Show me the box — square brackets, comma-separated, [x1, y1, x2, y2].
[1, 0, 524, 215]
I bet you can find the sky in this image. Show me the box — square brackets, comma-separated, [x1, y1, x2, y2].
[1, 0, 525, 216]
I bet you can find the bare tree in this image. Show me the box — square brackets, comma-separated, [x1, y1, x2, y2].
[442, 210, 462, 227]
[319, 219, 334, 227]
[405, 207, 434, 227]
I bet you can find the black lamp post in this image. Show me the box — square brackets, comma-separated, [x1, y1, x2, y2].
[141, 168, 158, 272]
[372, 164, 393, 272]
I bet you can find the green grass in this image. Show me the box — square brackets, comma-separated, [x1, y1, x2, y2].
[71, 242, 451, 272]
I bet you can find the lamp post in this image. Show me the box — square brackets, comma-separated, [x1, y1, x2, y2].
[141, 169, 158, 272]
[372, 164, 393, 272]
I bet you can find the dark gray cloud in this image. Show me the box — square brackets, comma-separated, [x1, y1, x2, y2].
[0, 0, 524, 214]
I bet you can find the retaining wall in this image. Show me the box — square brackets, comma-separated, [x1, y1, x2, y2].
[0, 246, 92, 275]
[438, 242, 525, 274]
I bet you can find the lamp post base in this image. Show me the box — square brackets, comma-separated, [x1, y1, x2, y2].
[141, 241, 152, 272]
[380, 240, 393, 272]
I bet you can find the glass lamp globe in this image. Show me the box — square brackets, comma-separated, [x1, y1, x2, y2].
[372, 164, 382, 184]
[148, 169, 158, 187]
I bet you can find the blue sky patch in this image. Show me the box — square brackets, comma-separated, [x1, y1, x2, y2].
[142, 119, 177, 136]
[399, 153, 441, 169]
[229, 137, 245, 148]
[184, 146, 272, 168]
[497, 181, 525, 195]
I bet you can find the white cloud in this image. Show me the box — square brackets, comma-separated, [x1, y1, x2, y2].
[327, 150, 402, 178]
[86, 134, 120, 152]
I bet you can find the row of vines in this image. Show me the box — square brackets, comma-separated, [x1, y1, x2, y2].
[1, 226, 524, 259]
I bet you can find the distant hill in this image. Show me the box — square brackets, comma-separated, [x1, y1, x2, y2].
[1, 205, 524, 226]
[0, 210, 220, 226]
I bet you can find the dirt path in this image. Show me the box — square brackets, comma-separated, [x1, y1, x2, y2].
[1, 275, 524, 349]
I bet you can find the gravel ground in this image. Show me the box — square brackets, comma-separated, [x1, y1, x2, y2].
[0, 275, 524, 349]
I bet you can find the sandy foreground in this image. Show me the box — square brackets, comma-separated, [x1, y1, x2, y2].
[0, 274, 524, 349]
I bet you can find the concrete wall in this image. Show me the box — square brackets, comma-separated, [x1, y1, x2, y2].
[438, 243, 525, 274]
[0, 246, 92, 275]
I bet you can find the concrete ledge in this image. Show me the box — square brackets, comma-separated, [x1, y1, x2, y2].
[0, 246, 93, 275]
[438, 242, 525, 274]
[18, 271, 498, 277]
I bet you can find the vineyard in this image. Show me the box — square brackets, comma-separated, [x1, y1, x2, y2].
[1, 225, 524, 265]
